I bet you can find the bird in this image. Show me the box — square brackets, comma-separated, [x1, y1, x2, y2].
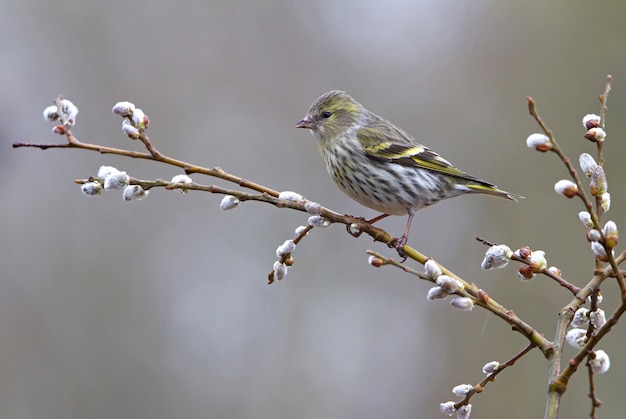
[295, 90, 520, 252]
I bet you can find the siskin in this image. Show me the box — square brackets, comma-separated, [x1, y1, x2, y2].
[295, 90, 521, 251]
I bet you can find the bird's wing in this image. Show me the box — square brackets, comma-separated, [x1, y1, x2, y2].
[356, 123, 486, 183]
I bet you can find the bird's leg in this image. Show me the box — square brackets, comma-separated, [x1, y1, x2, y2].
[388, 212, 415, 261]
[346, 213, 390, 237]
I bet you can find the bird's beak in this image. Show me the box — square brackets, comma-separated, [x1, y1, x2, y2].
[294, 117, 316, 130]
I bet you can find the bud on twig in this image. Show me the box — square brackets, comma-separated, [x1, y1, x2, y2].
[424, 259, 442, 279]
[603, 221, 618, 248]
[578, 211, 593, 228]
[582, 113, 601, 130]
[589, 350, 610, 374]
[590, 166, 607, 196]
[427, 286, 448, 301]
[122, 185, 149, 201]
[579, 153, 598, 177]
[482, 361, 500, 374]
[601, 192, 611, 212]
[554, 180, 578, 198]
[481, 245, 512, 270]
[584, 127, 606, 143]
[220, 195, 240, 211]
[526, 133, 551, 152]
[450, 297, 474, 312]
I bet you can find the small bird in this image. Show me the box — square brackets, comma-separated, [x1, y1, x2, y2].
[295, 90, 520, 251]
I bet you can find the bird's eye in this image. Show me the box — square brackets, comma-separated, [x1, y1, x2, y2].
[321, 111, 332, 119]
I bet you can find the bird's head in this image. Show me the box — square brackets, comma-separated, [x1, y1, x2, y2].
[295, 90, 363, 140]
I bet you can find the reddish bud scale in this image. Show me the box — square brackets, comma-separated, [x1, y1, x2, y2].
[584, 128, 606, 143]
[518, 246, 532, 259]
[478, 289, 489, 303]
[535, 143, 552, 152]
[586, 229, 601, 242]
[563, 186, 578, 198]
[369, 257, 384, 267]
[518, 264, 534, 280]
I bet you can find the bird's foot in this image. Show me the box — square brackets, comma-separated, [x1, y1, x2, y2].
[388, 236, 408, 262]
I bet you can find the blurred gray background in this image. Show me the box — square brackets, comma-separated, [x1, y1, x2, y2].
[3, 1, 626, 418]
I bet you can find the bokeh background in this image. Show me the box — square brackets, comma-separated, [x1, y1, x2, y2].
[3, 1, 626, 418]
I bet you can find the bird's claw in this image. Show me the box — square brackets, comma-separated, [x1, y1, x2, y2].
[388, 236, 408, 262]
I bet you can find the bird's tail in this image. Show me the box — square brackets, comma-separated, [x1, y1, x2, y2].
[459, 183, 523, 202]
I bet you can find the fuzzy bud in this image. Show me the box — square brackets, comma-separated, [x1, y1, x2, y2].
[276, 239, 296, 257]
[294, 225, 308, 237]
[482, 361, 500, 374]
[368, 255, 384, 267]
[591, 242, 609, 261]
[571, 308, 589, 328]
[456, 404, 472, 419]
[450, 297, 474, 312]
[439, 401, 457, 416]
[220, 195, 240, 211]
[122, 185, 148, 201]
[526, 133, 551, 152]
[554, 180, 578, 198]
[43, 105, 59, 122]
[481, 244, 512, 270]
[171, 174, 192, 194]
[122, 119, 140, 139]
[272, 261, 288, 281]
[103, 171, 130, 190]
[426, 286, 448, 301]
[80, 181, 102, 197]
[603, 221, 618, 249]
[601, 192, 611, 212]
[584, 127, 606, 143]
[307, 215, 331, 228]
[517, 264, 535, 281]
[578, 211, 593, 228]
[452, 384, 474, 397]
[565, 328, 587, 348]
[582, 114, 601, 129]
[436, 275, 464, 293]
[587, 229, 602, 242]
[131, 108, 149, 129]
[579, 153, 598, 178]
[278, 191, 304, 203]
[529, 250, 547, 273]
[516, 246, 532, 259]
[97, 165, 120, 179]
[590, 309, 606, 329]
[304, 201, 322, 215]
[112, 101, 136, 117]
[424, 259, 442, 279]
[59, 99, 78, 126]
[171, 174, 192, 185]
[590, 166, 607, 196]
[589, 350, 610, 374]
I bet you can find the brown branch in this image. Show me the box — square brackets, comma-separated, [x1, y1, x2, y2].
[366, 251, 552, 354]
[456, 343, 536, 409]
